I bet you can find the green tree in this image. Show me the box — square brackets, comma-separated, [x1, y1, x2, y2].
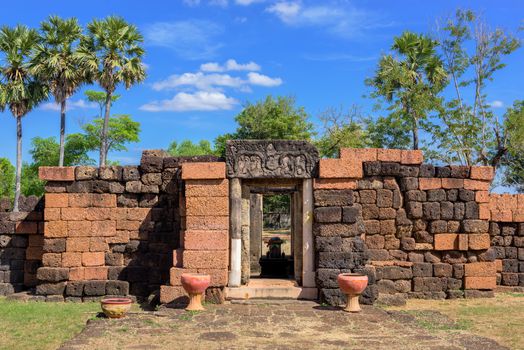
[0, 25, 48, 211]
[84, 89, 120, 119]
[215, 95, 314, 155]
[315, 106, 368, 158]
[79, 115, 140, 161]
[29, 16, 86, 166]
[167, 140, 216, 156]
[433, 9, 521, 166]
[78, 16, 146, 166]
[0, 158, 15, 199]
[364, 115, 412, 150]
[502, 101, 524, 192]
[367, 31, 447, 150]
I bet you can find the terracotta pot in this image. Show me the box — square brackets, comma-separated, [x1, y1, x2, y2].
[181, 273, 211, 311]
[337, 273, 368, 313]
[100, 298, 133, 318]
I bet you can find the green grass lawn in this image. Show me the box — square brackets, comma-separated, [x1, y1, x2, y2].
[0, 297, 101, 350]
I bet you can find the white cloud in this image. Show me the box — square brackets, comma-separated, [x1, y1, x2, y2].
[489, 100, 504, 108]
[139, 91, 238, 112]
[235, 0, 264, 5]
[247, 72, 283, 87]
[183, 0, 201, 5]
[144, 20, 223, 60]
[152, 72, 245, 91]
[265, 1, 389, 39]
[210, 0, 228, 6]
[40, 99, 97, 112]
[200, 59, 261, 72]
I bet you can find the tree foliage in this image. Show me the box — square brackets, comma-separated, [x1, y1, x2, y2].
[368, 31, 447, 150]
[215, 95, 314, 155]
[167, 140, 216, 157]
[0, 158, 15, 199]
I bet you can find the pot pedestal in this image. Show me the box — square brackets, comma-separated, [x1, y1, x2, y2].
[186, 292, 205, 311]
[344, 294, 361, 313]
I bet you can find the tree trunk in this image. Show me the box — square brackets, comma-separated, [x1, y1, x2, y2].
[100, 92, 112, 167]
[412, 116, 419, 150]
[13, 116, 22, 212]
[59, 100, 66, 167]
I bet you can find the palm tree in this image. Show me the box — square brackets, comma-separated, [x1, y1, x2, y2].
[0, 25, 48, 211]
[369, 31, 447, 149]
[77, 16, 145, 166]
[29, 16, 85, 167]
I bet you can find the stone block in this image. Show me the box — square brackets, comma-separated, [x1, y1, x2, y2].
[366, 235, 385, 249]
[376, 189, 393, 208]
[465, 202, 479, 219]
[37, 267, 69, 282]
[186, 179, 228, 197]
[501, 273, 519, 286]
[43, 239, 66, 253]
[84, 281, 106, 296]
[442, 178, 464, 189]
[342, 206, 360, 223]
[379, 162, 401, 176]
[36, 282, 66, 295]
[413, 277, 444, 292]
[319, 158, 363, 179]
[183, 250, 228, 269]
[181, 162, 225, 180]
[123, 166, 141, 181]
[84, 267, 108, 280]
[67, 221, 91, 237]
[450, 165, 469, 178]
[66, 282, 84, 297]
[75, 166, 98, 180]
[82, 252, 104, 267]
[434, 234, 458, 251]
[422, 202, 440, 220]
[464, 276, 496, 290]
[314, 190, 353, 207]
[184, 230, 228, 251]
[106, 281, 129, 296]
[377, 149, 401, 162]
[463, 179, 490, 191]
[470, 166, 495, 181]
[45, 193, 69, 208]
[186, 216, 229, 231]
[401, 150, 423, 164]
[462, 220, 489, 233]
[313, 207, 341, 223]
[378, 266, 412, 280]
[419, 178, 441, 190]
[399, 178, 419, 192]
[44, 221, 67, 238]
[468, 234, 490, 250]
[160, 285, 187, 304]
[413, 263, 432, 277]
[39, 166, 75, 181]
[433, 263, 452, 277]
[406, 202, 423, 219]
[186, 196, 228, 216]
[419, 164, 435, 178]
[313, 179, 357, 190]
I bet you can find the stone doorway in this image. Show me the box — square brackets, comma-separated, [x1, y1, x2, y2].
[224, 140, 318, 300]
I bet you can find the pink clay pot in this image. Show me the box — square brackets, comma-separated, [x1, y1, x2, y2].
[181, 273, 211, 311]
[337, 273, 368, 313]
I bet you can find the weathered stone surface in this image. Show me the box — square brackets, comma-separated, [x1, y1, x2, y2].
[314, 190, 353, 207]
[226, 140, 318, 178]
[314, 207, 341, 223]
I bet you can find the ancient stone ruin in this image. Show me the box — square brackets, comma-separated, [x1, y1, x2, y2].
[0, 141, 523, 306]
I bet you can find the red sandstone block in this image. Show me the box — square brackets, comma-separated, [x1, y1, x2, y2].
[319, 158, 362, 179]
[340, 148, 378, 162]
[401, 150, 424, 165]
[491, 210, 512, 222]
[479, 204, 491, 220]
[84, 267, 108, 280]
[476, 191, 490, 203]
[489, 194, 517, 210]
[105, 230, 130, 244]
[470, 166, 495, 181]
[160, 285, 187, 304]
[458, 234, 468, 251]
[68, 193, 92, 208]
[464, 262, 496, 277]
[85, 208, 112, 221]
[44, 221, 68, 238]
[26, 246, 43, 260]
[15, 221, 38, 234]
[313, 179, 357, 190]
[419, 178, 442, 191]
[45, 193, 69, 208]
[62, 252, 82, 267]
[39, 166, 75, 181]
[82, 252, 104, 267]
[181, 162, 226, 180]
[183, 250, 228, 269]
[90, 238, 109, 252]
[69, 267, 85, 281]
[513, 209, 524, 222]
[92, 194, 116, 208]
[91, 220, 116, 237]
[377, 149, 402, 162]
[184, 230, 229, 251]
[67, 221, 91, 237]
[44, 208, 61, 221]
[169, 267, 196, 286]
[518, 194, 524, 209]
[116, 220, 141, 231]
[111, 208, 128, 221]
[468, 234, 490, 250]
[197, 268, 228, 287]
[186, 216, 229, 231]
[173, 248, 184, 267]
[42, 253, 62, 267]
[464, 276, 496, 290]
[463, 179, 490, 191]
[129, 229, 147, 240]
[186, 179, 229, 197]
[127, 208, 152, 221]
[495, 259, 503, 272]
[441, 178, 464, 189]
[186, 197, 229, 216]
[61, 208, 86, 221]
[434, 234, 458, 250]
[66, 237, 90, 252]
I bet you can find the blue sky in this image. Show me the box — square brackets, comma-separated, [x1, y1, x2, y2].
[0, 0, 523, 166]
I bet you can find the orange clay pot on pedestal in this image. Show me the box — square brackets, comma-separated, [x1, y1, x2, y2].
[100, 298, 133, 318]
[181, 273, 211, 311]
[337, 273, 368, 313]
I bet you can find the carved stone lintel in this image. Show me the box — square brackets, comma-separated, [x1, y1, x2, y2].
[226, 140, 319, 179]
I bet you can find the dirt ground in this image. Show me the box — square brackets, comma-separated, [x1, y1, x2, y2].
[59, 300, 511, 350]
